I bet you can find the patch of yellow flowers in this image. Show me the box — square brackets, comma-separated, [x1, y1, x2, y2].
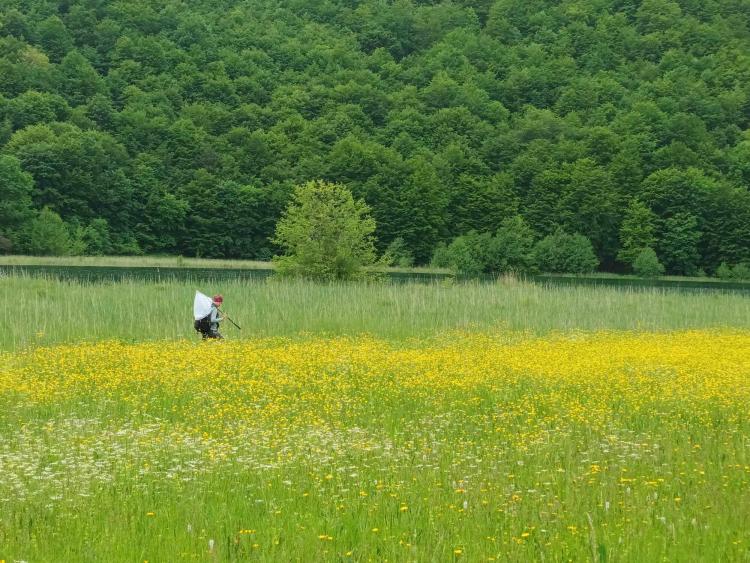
[2, 330, 750, 559]
[4, 330, 749, 419]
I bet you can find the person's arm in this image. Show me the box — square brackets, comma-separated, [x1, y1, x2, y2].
[210, 307, 224, 323]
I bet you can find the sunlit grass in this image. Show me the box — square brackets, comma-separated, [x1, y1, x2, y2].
[0, 254, 273, 269]
[0, 254, 451, 274]
[2, 274, 750, 351]
[1, 331, 749, 561]
[3, 275, 750, 560]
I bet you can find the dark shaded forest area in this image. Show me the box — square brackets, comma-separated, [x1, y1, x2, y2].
[0, 0, 749, 274]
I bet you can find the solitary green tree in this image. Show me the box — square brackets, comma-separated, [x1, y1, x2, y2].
[272, 180, 378, 281]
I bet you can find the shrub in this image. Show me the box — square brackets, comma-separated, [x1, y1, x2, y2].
[68, 225, 88, 256]
[732, 263, 750, 280]
[435, 217, 537, 277]
[533, 230, 599, 274]
[715, 262, 750, 280]
[632, 247, 665, 278]
[256, 247, 273, 262]
[110, 233, 142, 256]
[446, 231, 492, 277]
[430, 242, 451, 268]
[81, 218, 113, 255]
[383, 237, 414, 268]
[486, 215, 536, 274]
[716, 262, 733, 280]
[25, 207, 77, 256]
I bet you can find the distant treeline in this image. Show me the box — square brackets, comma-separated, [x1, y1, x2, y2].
[0, 0, 748, 275]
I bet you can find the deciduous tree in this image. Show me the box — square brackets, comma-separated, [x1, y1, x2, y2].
[273, 180, 379, 280]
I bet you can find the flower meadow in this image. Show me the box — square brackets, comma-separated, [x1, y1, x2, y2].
[2, 331, 750, 561]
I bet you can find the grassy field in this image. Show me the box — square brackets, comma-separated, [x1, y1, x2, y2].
[2, 275, 750, 561]
[0, 254, 274, 270]
[7, 254, 750, 282]
[2, 274, 750, 351]
[0, 254, 450, 275]
[2, 331, 749, 561]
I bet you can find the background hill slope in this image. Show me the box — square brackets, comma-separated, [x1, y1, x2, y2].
[0, 0, 748, 272]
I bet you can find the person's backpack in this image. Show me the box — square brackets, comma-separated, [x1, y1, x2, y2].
[194, 315, 211, 335]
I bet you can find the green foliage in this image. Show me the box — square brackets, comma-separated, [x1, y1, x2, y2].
[445, 231, 492, 277]
[5, 124, 134, 236]
[733, 264, 750, 281]
[717, 262, 750, 281]
[618, 200, 657, 267]
[0, 154, 34, 239]
[272, 180, 378, 280]
[486, 216, 537, 274]
[383, 237, 414, 268]
[430, 242, 451, 268]
[0, 236, 13, 254]
[36, 16, 73, 62]
[529, 159, 620, 264]
[659, 213, 702, 276]
[439, 216, 536, 277]
[4, 273, 750, 352]
[632, 248, 665, 278]
[81, 219, 113, 256]
[0, 0, 746, 269]
[716, 262, 733, 280]
[4, 91, 69, 130]
[24, 207, 79, 256]
[533, 231, 599, 274]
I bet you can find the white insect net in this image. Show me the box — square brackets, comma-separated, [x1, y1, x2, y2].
[193, 291, 213, 320]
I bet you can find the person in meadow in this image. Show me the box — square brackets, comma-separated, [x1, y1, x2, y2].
[194, 292, 237, 339]
[207, 294, 225, 339]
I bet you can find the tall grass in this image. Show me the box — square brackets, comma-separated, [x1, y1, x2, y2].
[0, 254, 272, 269]
[3, 274, 749, 351]
[0, 254, 450, 274]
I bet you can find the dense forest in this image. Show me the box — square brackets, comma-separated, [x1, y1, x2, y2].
[0, 0, 749, 274]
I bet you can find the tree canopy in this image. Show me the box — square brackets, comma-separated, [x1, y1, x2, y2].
[0, 0, 748, 274]
[273, 180, 378, 280]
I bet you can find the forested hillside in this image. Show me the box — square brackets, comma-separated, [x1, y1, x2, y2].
[0, 0, 749, 273]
